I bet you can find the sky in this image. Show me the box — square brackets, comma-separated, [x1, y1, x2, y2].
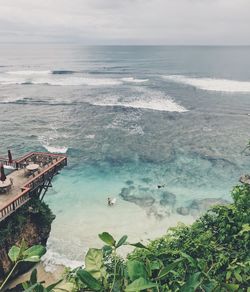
[0, 0, 249, 45]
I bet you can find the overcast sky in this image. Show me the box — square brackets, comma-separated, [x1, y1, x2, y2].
[0, 0, 249, 45]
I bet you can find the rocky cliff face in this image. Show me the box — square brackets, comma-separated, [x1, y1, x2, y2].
[0, 200, 55, 280]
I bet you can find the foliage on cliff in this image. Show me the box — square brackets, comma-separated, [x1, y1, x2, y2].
[64, 183, 249, 291]
[0, 199, 55, 280]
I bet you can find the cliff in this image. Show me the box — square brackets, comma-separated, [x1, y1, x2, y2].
[0, 199, 55, 281]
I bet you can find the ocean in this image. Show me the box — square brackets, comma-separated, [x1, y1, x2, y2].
[0, 44, 250, 269]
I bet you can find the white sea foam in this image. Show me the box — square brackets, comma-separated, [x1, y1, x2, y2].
[85, 134, 95, 139]
[39, 133, 68, 154]
[43, 145, 68, 154]
[0, 75, 122, 86]
[163, 75, 250, 93]
[42, 250, 82, 273]
[0, 96, 24, 103]
[121, 77, 149, 83]
[6, 70, 51, 75]
[94, 98, 187, 112]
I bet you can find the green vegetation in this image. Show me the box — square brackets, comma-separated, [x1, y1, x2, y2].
[0, 241, 46, 290]
[0, 199, 55, 246]
[65, 182, 250, 292]
[2, 183, 250, 291]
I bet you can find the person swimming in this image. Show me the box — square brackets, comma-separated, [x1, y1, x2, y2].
[108, 197, 116, 206]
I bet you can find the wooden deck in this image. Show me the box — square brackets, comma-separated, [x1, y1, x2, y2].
[0, 152, 67, 222]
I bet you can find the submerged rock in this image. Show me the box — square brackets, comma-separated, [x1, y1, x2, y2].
[188, 198, 229, 213]
[119, 187, 155, 207]
[176, 207, 190, 216]
[125, 180, 134, 186]
[141, 177, 152, 184]
[239, 174, 250, 185]
[160, 191, 176, 207]
[146, 205, 170, 220]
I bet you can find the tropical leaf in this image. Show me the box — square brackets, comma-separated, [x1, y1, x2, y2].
[222, 283, 240, 291]
[127, 260, 148, 282]
[125, 277, 157, 292]
[157, 258, 183, 280]
[116, 235, 128, 248]
[180, 272, 202, 292]
[85, 248, 107, 280]
[127, 242, 148, 249]
[30, 268, 38, 285]
[8, 246, 21, 263]
[77, 269, 102, 291]
[98, 232, 116, 246]
[23, 245, 46, 262]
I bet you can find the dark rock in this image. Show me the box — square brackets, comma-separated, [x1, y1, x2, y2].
[141, 177, 152, 184]
[239, 174, 250, 185]
[147, 206, 170, 220]
[119, 187, 155, 207]
[125, 180, 134, 185]
[188, 198, 229, 212]
[138, 187, 149, 192]
[160, 191, 176, 206]
[176, 207, 190, 216]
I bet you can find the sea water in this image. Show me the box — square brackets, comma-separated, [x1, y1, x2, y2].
[0, 45, 250, 269]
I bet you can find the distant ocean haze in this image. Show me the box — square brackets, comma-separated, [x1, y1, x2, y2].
[0, 45, 250, 269]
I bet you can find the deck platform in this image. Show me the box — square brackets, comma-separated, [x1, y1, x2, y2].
[0, 152, 67, 222]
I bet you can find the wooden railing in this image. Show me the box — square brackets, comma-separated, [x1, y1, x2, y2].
[0, 152, 67, 222]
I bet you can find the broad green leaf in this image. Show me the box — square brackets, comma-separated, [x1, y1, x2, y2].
[226, 271, 232, 280]
[157, 258, 183, 280]
[222, 283, 240, 291]
[180, 252, 196, 267]
[116, 235, 128, 248]
[23, 245, 46, 263]
[127, 260, 148, 281]
[125, 277, 157, 292]
[23, 245, 46, 258]
[98, 232, 116, 246]
[127, 242, 148, 249]
[234, 271, 242, 282]
[30, 268, 37, 285]
[239, 223, 250, 235]
[180, 272, 202, 292]
[85, 248, 106, 280]
[150, 260, 162, 271]
[8, 246, 21, 262]
[23, 283, 42, 292]
[22, 282, 29, 290]
[19, 239, 28, 257]
[77, 269, 102, 291]
[23, 255, 42, 263]
[102, 245, 112, 256]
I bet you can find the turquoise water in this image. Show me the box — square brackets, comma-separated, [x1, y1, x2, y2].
[0, 45, 250, 268]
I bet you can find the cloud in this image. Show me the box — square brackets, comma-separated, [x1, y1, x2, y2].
[0, 0, 249, 44]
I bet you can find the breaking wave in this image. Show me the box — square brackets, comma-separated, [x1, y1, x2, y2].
[94, 99, 187, 112]
[42, 145, 68, 154]
[0, 76, 122, 86]
[121, 77, 149, 83]
[42, 250, 82, 272]
[6, 70, 51, 75]
[163, 75, 250, 93]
